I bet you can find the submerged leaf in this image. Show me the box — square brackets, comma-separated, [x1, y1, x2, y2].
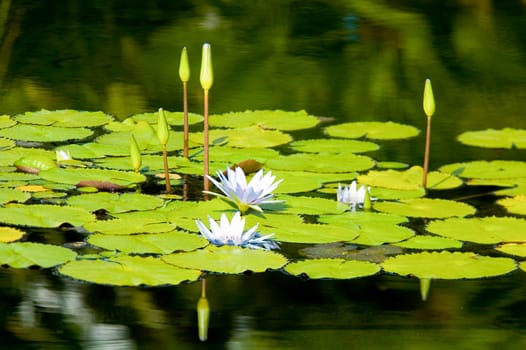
[358, 166, 462, 190]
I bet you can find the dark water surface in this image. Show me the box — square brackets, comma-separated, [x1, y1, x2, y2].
[1, 1, 526, 348]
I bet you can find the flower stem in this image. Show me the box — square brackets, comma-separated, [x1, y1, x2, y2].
[162, 144, 171, 193]
[183, 81, 189, 158]
[422, 115, 432, 189]
[203, 89, 210, 192]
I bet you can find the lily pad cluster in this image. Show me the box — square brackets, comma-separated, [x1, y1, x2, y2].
[0, 108, 523, 289]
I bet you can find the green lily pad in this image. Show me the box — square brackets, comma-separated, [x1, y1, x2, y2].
[266, 153, 375, 173]
[299, 243, 403, 263]
[0, 204, 95, 227]
[0, 188, 31, 204]
[285, 258, 380, 279]
[0, 227, 26, 242]
[373, 198, 476, 218]
[0, 137, 15, 151]
[39, 168, 146, 188]
[289, 139, 379, 153]
[324, 121, 420, 140]
[382, 251, 516, 279]
[191, 146, 280, 164]
[0, 124, 93, 142]
[358, 166, 462, 190]
[278, 194, 348, 215]
[0, 242, 76, 268]
[130, 110, 203, 126]
[457, 128, 526, 149]
[209, 110, 319, 131]
[318, 212, 415, 245]
[497, 195, 526, 216]
[190, 126, 292, 148]
[67, 192, 164, 214]
[394, 235, 463, 250]
[84, 217, 176, 235]
[0, 115, 16, 129]
[271, 223, 359, 244]
[440, 160, 526, 179]
[495, 243, 526, 257]
[13, 109, 113, 128]
[426, 216, 526, 244]
[0, 147, 56, 167]
[95, 126, 185, 154]
[163, 245, 288, 274]
[59, 255, 202, 286]
[87, 231, 208, 254]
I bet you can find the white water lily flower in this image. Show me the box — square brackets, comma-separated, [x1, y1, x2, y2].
[337, 180, 372, 211]
[205, 167, 283, 214]
[195, 211, 279, 250]
[55, 149, 72, 162]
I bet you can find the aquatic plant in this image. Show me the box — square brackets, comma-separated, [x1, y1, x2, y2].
[179, 46, 190, 158]
[200, 43, 213, 191]
[195, 211, 279, 250]
[336, 180, 371, 211]
[130, 135, 142, 172]
[157, 107, 171, 192]
[205, 167, 283, 214]
[422, 78, 435, 188]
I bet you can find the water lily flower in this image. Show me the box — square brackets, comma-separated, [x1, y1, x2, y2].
[337, 181, 372, 211]
[195, 211, 279, 250]
[55, 149, 72, 163]
[205, 167, 283, 214]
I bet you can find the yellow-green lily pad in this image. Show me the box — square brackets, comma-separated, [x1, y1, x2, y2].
[285, 258, 380, 279]
[382, 251, 516, 279]
[190, 126, 292, 148]
[325, 121, 419, 140]
[0, 242, 76, 268]
[457, 128, 526, 149]
[495, 243, 526, 257]
[289, 139, 379, 153]
[130, 110, 203, 126]
[67, 192, 164, 214]
[59, 255, 202, 286]
[358, 166, 462, 190]
[374, 198, 476, 218]
[0, 227, 26, 242]
[209, 110, 319, 131]
[266, 153, 375, 173]
[13, 109, 113, 128]
[497, 195, 526, 216]
[84, 217, 176, 235]
[0, 188, 31, 204]
[0, 204, 95, 227]
[394, 235, 463, 250]
[0, 124, 93, 142]
[163, 245, 288, 274]
[440, 160, 526, 179]
[426, 216, 526, 244]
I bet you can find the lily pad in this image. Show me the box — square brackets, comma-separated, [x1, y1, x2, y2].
[382, 251, 516, 279]
[358, 166, 462, 190]
[373, 198, 476, 218]
[299, 243, 403, 263]
[457, 128, 526, 149]
[0, 124, 93, 142]
[87, 231, 208, 254]
[0, 147, 56, 167]
[0, 227, 26, 242]
[266, 153, 375, 173]
[0, 204, 95, 227]
[0, 137, 15, 151]
[162, 245, 288, 274]
[284, 258, 380, 279]
[190, 126, 292, 148]
[130, 110, 203, 126]
[495, 243, 526, 257]
[59, 255, 202, 286]
[0, 242, 76, 268]
[278, 195, 348, 215]
[67, 192, 164, 214]
[39, 168, 146, 188]
[13, 109, 113, 128]
[440, 160, 526, 180]
[394, 235, 463, 250]
[83, 217, 176, 235]
[0, 115, 16, 129]
[271, 223, 359, 244]
[426, 216, 526, 244]
[209, 110, 319, 131]
[324, 121, 420, 140]
[289, 139, 379, 153]
[0, 188, 31, 204]
[497, 195, 526, 216]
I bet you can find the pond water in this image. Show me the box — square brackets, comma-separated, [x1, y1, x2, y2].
[1, 1, 526, 349]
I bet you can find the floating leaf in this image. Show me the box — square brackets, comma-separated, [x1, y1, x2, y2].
[497, 195, 526, 216]
[0, 137, 15, 150]
[495, 243, 526, 257]
[457, 128, 526, 149]
[131, 110, 203, 126]
[67, 192, 164, 214]
[358, 166, 462, 190]
[59, 255, 201, 286]
[13, 109, 113, 128]
[325, 121, 419, 140]
[0, 242, 76, 268]
[266, 153, 375, 173]
[289, 139, 379, 153]
[426, 216, 526, 244]
[299, 243, 403, 263]
[382, 251, 516, 279]
[84, 217, 176, 235]
[0, 188, 30, 204]
[0, 204, 95, 227]
[374, 198, 476, 218]
[440, 160, 526, 179]
[0, 124, 93, 142]
[163, 245, 288, 274]
[192, 146, 280, 164]
[0, 147, 56, 167]
[39, 168, 146, 188]
[271, 223, 359, 244]
[87, 231, 208, 254]
[278, 194, 348, 215]
[0, 115, 16, 129]
[209, 110, 319, 131]
[394, 235, 463, 250]
[190, 126, 292, 148]
[0, 227, 26, 242]
[285, 258, 380, 279]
